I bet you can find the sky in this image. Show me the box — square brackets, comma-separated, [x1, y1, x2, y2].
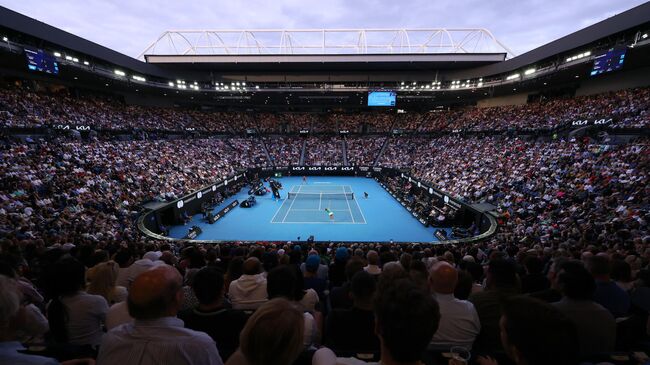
[1, 0, 647, 59]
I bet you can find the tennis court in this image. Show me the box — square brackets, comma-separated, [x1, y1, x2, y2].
[270, 184, 366, 224]
[168, 176, 444, 243]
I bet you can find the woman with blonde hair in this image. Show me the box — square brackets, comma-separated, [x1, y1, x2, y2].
[87, 261, 127, 305]
[226, 298, 305, 365]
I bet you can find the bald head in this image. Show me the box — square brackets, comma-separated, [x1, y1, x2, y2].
[128, 265, 183, 320]
[243, 257, 263, 275]
[429, 262, 458, 295]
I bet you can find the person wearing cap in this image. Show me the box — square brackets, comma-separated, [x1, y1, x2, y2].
[119, 251, 164, 289]
[304, 255, 327, 304]
[300, 250, 329, 281]
[329, 247, 350, 288]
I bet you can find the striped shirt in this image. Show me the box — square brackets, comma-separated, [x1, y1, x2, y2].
[97, 317, 223, 365]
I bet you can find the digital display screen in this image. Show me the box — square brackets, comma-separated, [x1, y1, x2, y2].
[368, 91, 396, 107]
[590, 48, 626, 76]
[25, 48, 59, 75]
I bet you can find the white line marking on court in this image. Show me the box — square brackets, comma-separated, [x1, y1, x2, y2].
[318, 193, 322, 210]
[281, 184, 301, 223]
[269, 186, 293, 223]
[348, 185, 368, 224]
[313, 182, 331, 184]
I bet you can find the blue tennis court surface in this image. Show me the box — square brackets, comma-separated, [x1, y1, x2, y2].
[169, 176, 444, 243]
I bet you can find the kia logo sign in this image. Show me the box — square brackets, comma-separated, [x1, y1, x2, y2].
[572, 120, 589, 126]
[324, 167, 336, 171]
[293, 167, 305, 171]
[594, 118, 612, 125]
[341, 167, 354, 171]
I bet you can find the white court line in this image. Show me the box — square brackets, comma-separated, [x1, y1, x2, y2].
[318, 193, 322, 210]
[348, 185, 368, 224]
[313, 182, 332, 184]
[281, 184, 301, 223]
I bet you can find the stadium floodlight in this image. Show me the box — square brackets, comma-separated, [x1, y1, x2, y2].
[524, 68, 536, 75]
[168, 82, 174, 86]
[225, 86, 229, 89]
[83, 61, 90, 66]
[54, 52, 62, 57]
[236, 82, 240, 86]
[65, 55, 73, 61]
[114, 70, 126, 76]
[132, 75, 146, 82]
[401, 81, 405, 85]
[72, 58, 79, 63]
[2, 37, 7, 42]
[643, 33, 648, 39]
[506, 73, 520, 80]
[255, 85, 259, 89]
[477, 82, 483, 87]
[242, 82, 246, 86]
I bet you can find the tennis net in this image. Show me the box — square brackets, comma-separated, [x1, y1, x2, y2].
[287, 192, 354, 200]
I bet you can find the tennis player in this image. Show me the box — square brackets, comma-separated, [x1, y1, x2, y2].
[325, 208, 334, 221]
[302, 175, 307, 184]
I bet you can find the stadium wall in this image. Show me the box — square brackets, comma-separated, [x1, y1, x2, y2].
[476, 93, 529, 108]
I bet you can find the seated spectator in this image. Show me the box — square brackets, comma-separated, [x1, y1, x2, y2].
[87, 261, 128, 305]
[469, 259, 520, 353]
[300, 250, 329, 280]
[587, 255, 631, 318]
[313, 278, 440, 365]
[329, 247, 351, 288]
[477, 296, 579, 365]
[0, 275, 58, 365]
[520, 256, 549, 294]
[228, 258, 268, 310]
[325, 271, 380, 353]
[364, 250, 381, 276]
[266, 265, 319, 347]
[97, 265, 223, 365]
[46, 257, 108, 349]
[179, 267, 248, 361]
[119, 251, 164, 289]
[552, 261, 616, 356]
[225, 298, 305, 365]
[329, 257, 365, 310]
[304, 255, 328, 303]
[528, 257, 567, 303]
[429, 262, 481, 350]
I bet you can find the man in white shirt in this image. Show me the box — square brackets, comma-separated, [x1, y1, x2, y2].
[228, 258, 268, 310]
[429, 261, 481, 350]
[97, 265, 222, 365]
